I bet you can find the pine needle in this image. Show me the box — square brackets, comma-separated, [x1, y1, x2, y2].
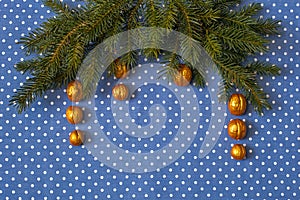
[11, 0, 281, 114]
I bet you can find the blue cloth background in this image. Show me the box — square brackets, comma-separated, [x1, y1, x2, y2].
[0, 0, 299, 199]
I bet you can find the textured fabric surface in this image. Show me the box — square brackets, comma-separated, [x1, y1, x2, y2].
[0, 0, 299, 199]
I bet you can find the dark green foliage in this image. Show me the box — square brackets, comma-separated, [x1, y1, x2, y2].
[10, 0, 280, 114]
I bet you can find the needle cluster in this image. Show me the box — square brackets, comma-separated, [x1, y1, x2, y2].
[10, 0, 280, 114]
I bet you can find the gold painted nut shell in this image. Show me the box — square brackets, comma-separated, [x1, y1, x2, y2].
[66, 80, 83, 102]
[112, 84, 129, 101]
[69, 130, 85, 146]
[228, 94, 247, 115]
[230, 144, 246, 160]
[173, 64, 192, 87]
[227, 119, 247, 140]
[66, 106, 83, 124]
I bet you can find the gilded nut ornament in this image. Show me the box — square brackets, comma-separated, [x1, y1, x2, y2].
[173, 64, 192, 87]
[66, 106, 83, 124]
[227, 119, 247, 140]
[228, 93, 247, 115]
[69, 130, 84, 146]
[112, 84, 129, 101]
[230, 144, 246, 160]
[66, 80, 83, 102]
[114, 59, 128, 79]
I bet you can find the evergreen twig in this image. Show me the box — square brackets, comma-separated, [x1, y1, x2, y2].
[10, 0, 281, 114]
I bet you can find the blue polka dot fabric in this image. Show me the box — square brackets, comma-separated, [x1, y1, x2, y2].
[0, 0, 299, 199]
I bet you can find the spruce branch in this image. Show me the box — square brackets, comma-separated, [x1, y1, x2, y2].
[10, 73, 56, 113]
[246, 61, 280, 76]
[10, 0, 281, 114]
[127, 0, 144, 29]
[143, 0, 163, 58]
[210, 26, 268, 54]
[161, 1, 177, 30]
[212, 0, 241, 8]
[252, 18, 281, 35]
[43, 0, 74, 16]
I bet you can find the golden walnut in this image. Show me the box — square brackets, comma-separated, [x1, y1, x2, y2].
[112, 84, 129, 101]
[230, 144, 246, 160]
[69, 130, 85, 146]
[114, 59, 128, 79]
[66, 106, 83, 124]
[66, 80, 83, 102]
[173, 64, 192, 87]
[227, 119, 247, 140]
[228, 94, 247, 115]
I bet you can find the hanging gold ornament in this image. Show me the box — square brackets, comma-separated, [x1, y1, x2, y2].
[66, 106, 83, 124]
[66, 80, 83, 102]
[114, 59, 128, 79]
[173, 64, 192, 87]
[227, 119, 247, 140]
[228, 93, 247, 115]
[230, 144, 246, 160]
[112, 84, 129, 101]
[69, 130, 84, 146]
